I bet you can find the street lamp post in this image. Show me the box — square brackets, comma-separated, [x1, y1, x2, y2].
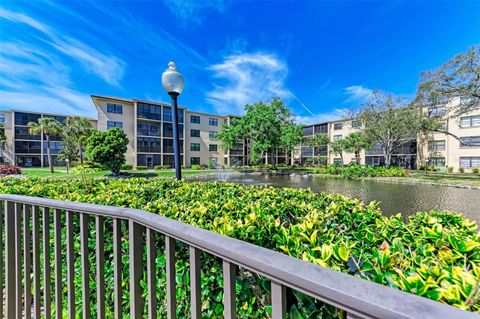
[162, 62, 184, 179]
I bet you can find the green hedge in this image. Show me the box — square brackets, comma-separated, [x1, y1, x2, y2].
[313, 164, 407, 178]
[0, 177, 478, 317]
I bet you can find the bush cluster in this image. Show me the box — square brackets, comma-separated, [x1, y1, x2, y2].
[0, 178, 477, 317]
[313, 164, 407, 178]
[0, 164, 21, 175]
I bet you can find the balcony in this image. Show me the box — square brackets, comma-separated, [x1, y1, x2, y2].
[0, 194, 473, 319]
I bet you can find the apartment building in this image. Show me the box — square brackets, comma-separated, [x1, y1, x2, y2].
[418, 97, 480, 171]
[0, 110, 97, 167]
[92, 95, 247, 168]
[1, 96, 478, 171]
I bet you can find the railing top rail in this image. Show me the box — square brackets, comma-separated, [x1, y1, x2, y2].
[1, 193, 475, 319]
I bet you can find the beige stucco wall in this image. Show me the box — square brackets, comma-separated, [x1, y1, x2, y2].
[185, 111, 226, 166]
[94, 97, 136, 166]
[420, 98, 480, 171]
[328, 120, 364, 164]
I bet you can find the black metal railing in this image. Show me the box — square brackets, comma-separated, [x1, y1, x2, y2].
[0, 194, 475, 319]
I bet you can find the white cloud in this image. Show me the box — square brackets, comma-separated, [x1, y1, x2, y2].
[0, 8, 125, 87]
[293, 108, 349, 125]
[163, 0, 226, 26]
[206, 52, 292, 114]
[344, 85, 374, 104]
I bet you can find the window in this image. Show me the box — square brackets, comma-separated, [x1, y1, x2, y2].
[314, 124, 328, 135]
[163, 107, 172, 122]
[107, 121, 123, 129]
[209, 144, 218, 152]
[334, 123, 342, 130]
[429, 157, 445, 167]
[459, 136, 480, 148]
[0, 114, 5, 122]
[303, 126, 313, 136]
[428, 140, 445, 151]
[137, 123, 160, 137]
[351, 120, 361, 128]
[209, 131, 217, 140]
[334, 135, 342, 141]
[15, 112, 41, 126]
[190, 143, 200, 151]
[190, 157, 200, 165]
[107, 103, 123, 114]
[459, 115, 480, 128]
[460, 157, 480, 168]
[190, 129, 200, 137]
[209, 118, 218, 126]
[333, 158, 342, 165]
[137, 102, 161, 121]
[190, 115, 200, 124]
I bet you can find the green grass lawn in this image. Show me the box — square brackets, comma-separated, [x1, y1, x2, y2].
[403, 171, 480, 187]
[19, 166, 222, 179]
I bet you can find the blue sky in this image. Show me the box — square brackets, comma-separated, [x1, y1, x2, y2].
[0, 1, 479, 123]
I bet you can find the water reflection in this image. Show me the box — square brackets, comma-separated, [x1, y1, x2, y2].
[190, 172, 480, 224]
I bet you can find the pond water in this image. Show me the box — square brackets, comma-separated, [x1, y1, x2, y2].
[190, 172, 480, 224]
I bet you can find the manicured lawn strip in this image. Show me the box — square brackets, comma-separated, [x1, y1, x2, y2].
[20, 167, 223, 179]
[0, 177, 478, 317]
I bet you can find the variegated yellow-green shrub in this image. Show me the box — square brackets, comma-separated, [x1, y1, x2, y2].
[0, 177, 478, 318]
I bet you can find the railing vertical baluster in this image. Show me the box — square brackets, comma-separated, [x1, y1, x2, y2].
[43, 207, 51, 319]
[96, 216, 105, 319]
[5, 201, 16, 318]
[66, 211, 75, 319]
[15, 203, 22, 319]
[190, 246, 201, 319]
[146, 228, 157, 319]
[32, 206, 41, 319]
[113, 218, 122, 319]
[24, 204, 32, 319]
[223, 261, 237, 319]
[271, 281, 286, 319]
[0, 200, 4, 319]
[54, 208, 62, 319]
[129, 220, 144, 319]
[165, 235, 176, 319]
[80, 213, 90, 319]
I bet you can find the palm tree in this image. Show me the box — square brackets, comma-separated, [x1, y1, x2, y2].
[330, 139, 346, 166]
[28, 118, 64, 173]
[343, 132, 372, 165]
[67, 116, 95, 163]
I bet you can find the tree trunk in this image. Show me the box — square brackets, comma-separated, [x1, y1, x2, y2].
[47, 136, 54, 173]
[355, 151, 361, 165]
[385, 153, 391, 167]
[270, 151, 276, 170]
[78, 140, 84, 164]
[340, 151, 344, 167]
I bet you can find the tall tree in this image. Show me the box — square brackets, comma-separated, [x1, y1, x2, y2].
[279, 122, 303, 166]
[415, 46, 480, 115]
[218, 97, 296, 168]
[359, 91, 421, 167]
[307, 134, 329, 165]
[68, 116, 95, 163]
[330, 139, 346, 165]
[342, 132, 372, 164]
[28, 118, 64, 173]
[86, 127, 129, 176]
[57, 131, 79, 174]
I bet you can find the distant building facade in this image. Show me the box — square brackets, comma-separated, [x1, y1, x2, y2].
[1, 96, 478, 171]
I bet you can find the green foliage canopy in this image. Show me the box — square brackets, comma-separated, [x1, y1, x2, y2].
[85, 127, 129, 175]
